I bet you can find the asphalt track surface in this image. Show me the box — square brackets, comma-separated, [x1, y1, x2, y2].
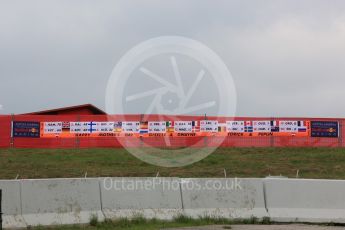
[164, 225, 345, 230]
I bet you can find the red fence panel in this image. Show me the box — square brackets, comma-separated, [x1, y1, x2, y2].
[0, 114, 343, 148]
[0, 115, 11, 148]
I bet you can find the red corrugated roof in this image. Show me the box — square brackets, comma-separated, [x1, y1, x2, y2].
[21, 104, 107, 115]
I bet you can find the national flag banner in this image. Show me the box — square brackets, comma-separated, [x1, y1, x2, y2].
[86, 122, 97, 133]
[43, 122, 62, 133]
[122, 121, 140, 133]
[218, 123, 227, 132]
[38, 119, 312, 138]
[114, 122, 122, 132]
[270, 120, 280, 132]
[253, 121, 271, 132]
[297, 121, 307, 132]
[245, 121, 252, 126]
[279, 121, 298, 132]
[174, 121, 193, 133]
[62, 122, 70, 129]
[226, 121, 245, 133]
[139, 121, 148, 134]
[200, 120, 218, 132]
[193, 120, 200, 132]
[166, 121, 174, 132]
[148, 121, 166, 133]
[166, 121, 174, 127]
[244, 121, 253, 133]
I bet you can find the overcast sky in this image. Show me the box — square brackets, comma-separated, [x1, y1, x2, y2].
[0, 0, 345, 117]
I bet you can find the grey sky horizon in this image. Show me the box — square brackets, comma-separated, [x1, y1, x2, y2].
[0, 0, 345, 117]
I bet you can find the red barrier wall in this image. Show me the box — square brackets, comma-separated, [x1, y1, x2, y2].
[0, 114, 343, 148]
[0, 115, 11, 148]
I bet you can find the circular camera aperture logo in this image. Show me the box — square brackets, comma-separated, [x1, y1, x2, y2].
[106, 36, 236, 167]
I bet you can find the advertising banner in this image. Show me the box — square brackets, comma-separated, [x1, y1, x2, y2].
[70, 122, 93, 133]
[95, 122, 115, 133]
[122, 121, 140, 133]
[148, 121, 166, 134]
[279, 121, 298, 132]
[34, 119, 312, 138]
[311, 121, 339, 138]
[174, 121, 193, 133]
[42, 122, 63, 134]
[13, 121, 40, 138]
[41, 122, 65, 138]
[226, 121, 245, 133]
[200, 120, 218, 132]
[253, 121, 271, 132]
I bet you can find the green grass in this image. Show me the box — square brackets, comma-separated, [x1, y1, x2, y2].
[33, 215, 266, 230]
[1, 147, 345, 179]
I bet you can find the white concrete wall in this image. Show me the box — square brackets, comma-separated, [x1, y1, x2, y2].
[180, 178, 268, 219]
[264, 178, 345, 223]
[100, 177, 183, 220]
[20, 178, 104, 226]
[2, 177, 345, 229]
[0, 180, 26, 228]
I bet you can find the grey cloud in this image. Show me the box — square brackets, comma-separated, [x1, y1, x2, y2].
[0, 0, 344, 117]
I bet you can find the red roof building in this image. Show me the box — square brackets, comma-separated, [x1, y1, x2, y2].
[22, 104, 107, 115]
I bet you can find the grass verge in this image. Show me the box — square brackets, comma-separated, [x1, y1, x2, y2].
[33, 215, 270, 230]
[1, 147, 345, 179]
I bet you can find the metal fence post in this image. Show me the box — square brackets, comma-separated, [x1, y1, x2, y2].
[10, 113, 14, 148]
[140, 114, 144, 148]
[204, 114, 207, 147]
[339, 119, 342, 147]
[75, 115, 80, 149]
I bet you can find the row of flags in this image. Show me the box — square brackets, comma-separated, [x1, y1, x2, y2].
[43, 120, 309, 134]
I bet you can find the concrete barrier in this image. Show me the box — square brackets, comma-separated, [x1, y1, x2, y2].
[20, 178, 104, 227]
[100, 177, 183, 220]
[180, 178, 268, 219]
[264, 178, 345, 223]
[4, 177, 345, 228]
[0, 180, 26, 228]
